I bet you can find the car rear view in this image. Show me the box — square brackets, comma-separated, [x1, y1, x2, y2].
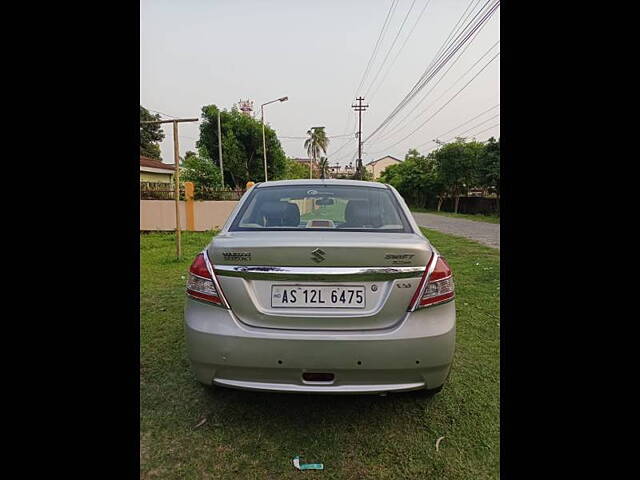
[184, 180, 455, 394]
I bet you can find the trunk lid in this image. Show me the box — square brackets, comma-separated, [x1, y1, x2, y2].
[208, 231, 432, 331]
[209, 231, 429, 267]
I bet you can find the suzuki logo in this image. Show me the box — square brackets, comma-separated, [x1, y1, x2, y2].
[311, 248, 326, 263]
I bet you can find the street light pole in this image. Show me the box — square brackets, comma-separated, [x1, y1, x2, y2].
[260, 96, 288, 182]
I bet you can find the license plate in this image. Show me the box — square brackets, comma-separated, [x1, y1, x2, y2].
[271, 285, 366, 308]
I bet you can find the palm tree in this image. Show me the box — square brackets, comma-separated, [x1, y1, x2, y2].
[318, 157, 329, 179]
[304, 127, 330, 179]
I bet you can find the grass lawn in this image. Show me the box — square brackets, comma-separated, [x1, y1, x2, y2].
[140, 229, 500, 479]
[411, 207, 500, 224]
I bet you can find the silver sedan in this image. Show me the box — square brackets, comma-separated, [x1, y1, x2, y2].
[184, 179, 455, 394]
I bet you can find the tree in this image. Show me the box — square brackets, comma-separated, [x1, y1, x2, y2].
[318, 157, 329, 179]
[360, 168, 374, 181]
[276, 158, 311, 180]
[304, 128, 329, 178]
[181, 150, 222, 198]
[379, 149, 444, 208]
[478, 137, 500, 201]
[197, 105, 286, 188]
[378, 163, 399, 184]
[432, 138, 484, 213]
[140, 105, 165, 160]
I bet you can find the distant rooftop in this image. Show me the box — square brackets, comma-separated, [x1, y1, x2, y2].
[365, 155, 402, 166]
[140, 156, 175, 171]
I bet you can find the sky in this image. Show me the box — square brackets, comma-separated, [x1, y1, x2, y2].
[140, 0, 499, 167]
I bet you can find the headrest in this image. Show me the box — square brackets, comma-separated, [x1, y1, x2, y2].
[283, 203, 300, 226]
[260, 201, 300, 227]
[344, 199, 380, 227]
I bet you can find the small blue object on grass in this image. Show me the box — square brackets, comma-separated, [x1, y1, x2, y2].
[293, 456, 324, 470]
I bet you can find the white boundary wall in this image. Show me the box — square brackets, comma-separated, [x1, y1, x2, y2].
[140, 200, 238, 231]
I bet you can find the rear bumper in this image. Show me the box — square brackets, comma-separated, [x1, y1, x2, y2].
[184, 297, 456, 394]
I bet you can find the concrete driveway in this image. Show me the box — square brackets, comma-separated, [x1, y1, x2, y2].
[412, 211, 500, 249]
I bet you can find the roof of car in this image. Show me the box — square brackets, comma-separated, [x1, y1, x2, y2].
[255, 179, 388, 189]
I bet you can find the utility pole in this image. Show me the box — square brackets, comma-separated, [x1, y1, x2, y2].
[141, 117, 198, 259]
[351, 96, 369, 180]
[218, 111, 224, 188]
[261, 108, 268, 181]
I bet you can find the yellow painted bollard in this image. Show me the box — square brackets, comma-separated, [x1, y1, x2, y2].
[185, 182, 195, 231]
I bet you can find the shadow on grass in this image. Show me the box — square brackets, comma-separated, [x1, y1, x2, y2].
[199, 383, 438, 440]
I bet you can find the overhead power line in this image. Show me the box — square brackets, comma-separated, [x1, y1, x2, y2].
[333, 148, 359, 166]
[373, 38, 499, 145]
[454, 113, 500, 138]
[417, 113, 501, 151]
[363, 0, 500, 144]
[147, 108, 179, 119]
[375, 0, 484, 125]
[340, 0, 398, 136]
[467, 122, 500, 138]
[424, 0, 484, 76]
[383, 0, 493, 117]
[374, 50, 500, 151]
[328, 135, 357, 158]
[279, 133, 355, 140]
[332, 145, 359, 164]
[422, 122, 500, 154]
[366, 0, 499, 143]
[413, 103, 500, 149]
[367, 0, 434, 102]
[363, 0, 418, 97]
[354, 0, 399, 96]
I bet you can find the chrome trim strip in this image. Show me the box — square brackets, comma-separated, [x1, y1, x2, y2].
[202, 250, 230, 309]
[213, 378, 426, 393]
[213, 265, 426, 281]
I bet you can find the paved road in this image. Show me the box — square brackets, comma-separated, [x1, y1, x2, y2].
[412, 211, 500, 249]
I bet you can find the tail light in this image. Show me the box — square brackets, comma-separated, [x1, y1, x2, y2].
[186, 252, 227, 307]
[408, 254, 455, 311]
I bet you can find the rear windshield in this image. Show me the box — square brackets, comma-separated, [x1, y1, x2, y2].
[230, 184, 412, 233]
